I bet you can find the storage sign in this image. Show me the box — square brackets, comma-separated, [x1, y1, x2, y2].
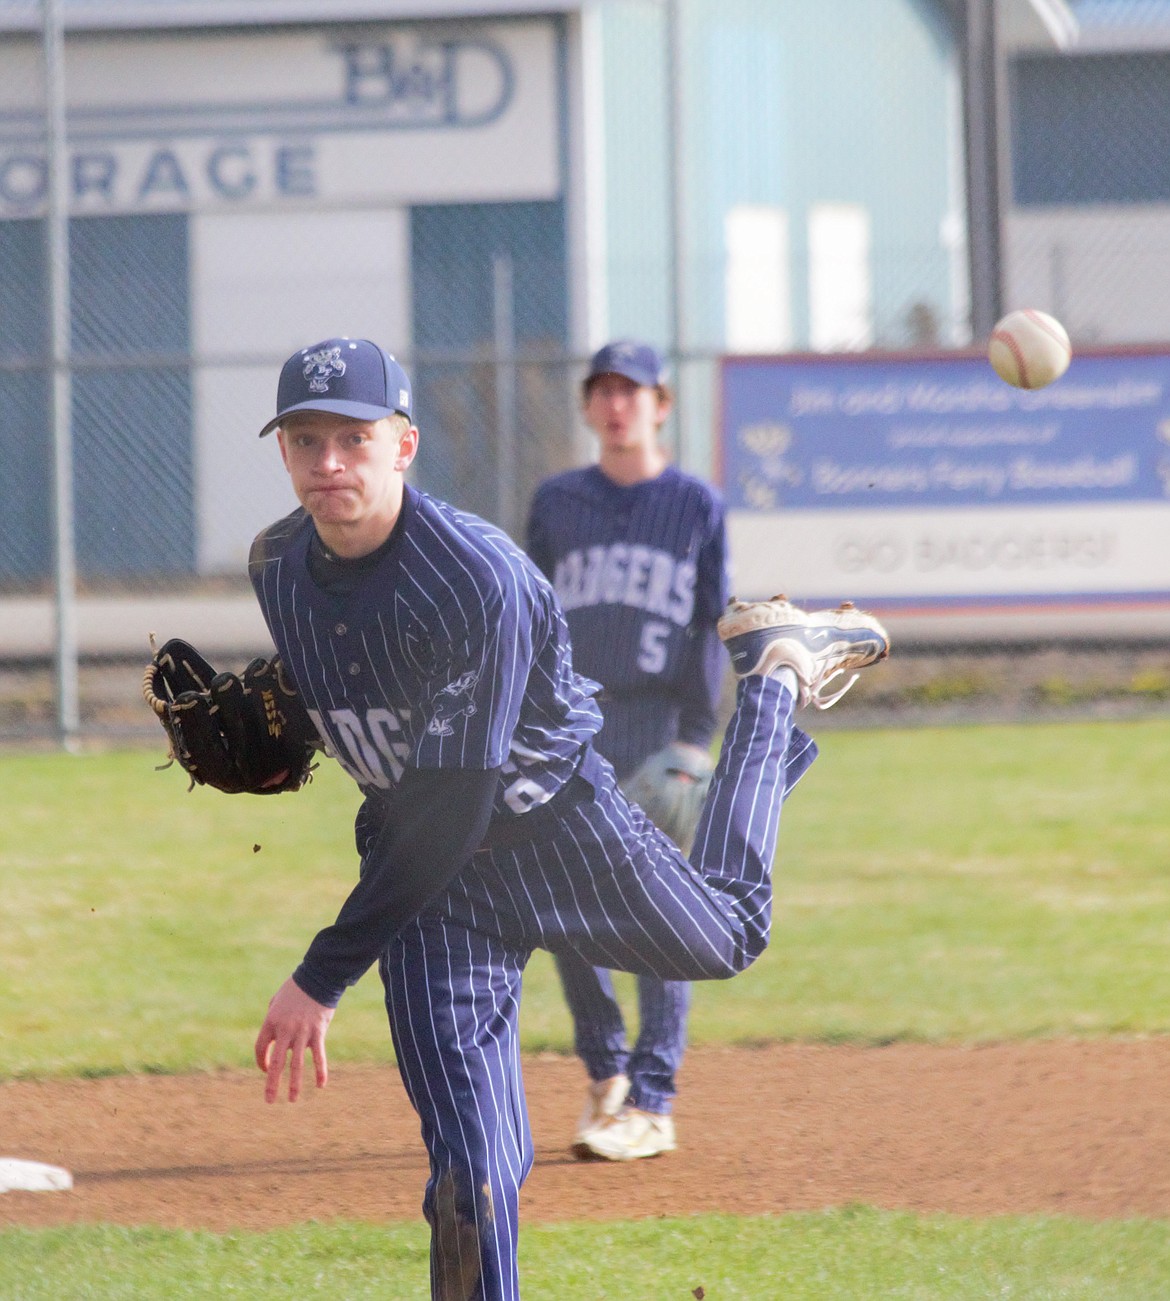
[0, 21, 559, 217]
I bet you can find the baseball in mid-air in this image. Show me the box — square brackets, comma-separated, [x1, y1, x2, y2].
[988, 309, 1072, 389]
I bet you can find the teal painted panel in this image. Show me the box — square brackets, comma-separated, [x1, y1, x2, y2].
[598, 0, 962, 353]
[688, 0, 959, 348]
[597, 1, 672, 345]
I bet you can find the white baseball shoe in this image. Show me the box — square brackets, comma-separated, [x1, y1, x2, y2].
[572, 1074, 630, 1159]
[576, 1106, 677, 1161]
[718, 595, 890, 710]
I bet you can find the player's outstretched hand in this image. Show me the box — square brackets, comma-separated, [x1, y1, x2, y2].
[254, 977, 335, 1104]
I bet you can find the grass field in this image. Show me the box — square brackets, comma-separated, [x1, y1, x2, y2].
[4, 716, 1170, 1296]
[5, 1211, 1170, 1299]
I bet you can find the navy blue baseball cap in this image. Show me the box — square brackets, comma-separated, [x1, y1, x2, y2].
[584, 339, 667, 389]
[259, 337, 413, 437]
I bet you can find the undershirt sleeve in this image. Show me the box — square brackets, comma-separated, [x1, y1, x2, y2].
[292, 764, 500, 1007]
[677, 499, 731, 748]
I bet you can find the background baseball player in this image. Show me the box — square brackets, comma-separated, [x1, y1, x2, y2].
[245, 336, 889, 1301]
[526, 340, 728, 1161]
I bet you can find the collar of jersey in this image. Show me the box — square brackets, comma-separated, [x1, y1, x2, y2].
[589, 463, 678, 496]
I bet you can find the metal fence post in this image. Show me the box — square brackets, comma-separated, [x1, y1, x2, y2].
[665, 0, 687, 467]
[962, 0, 1005, 341]
[492, 250, 518, 538]
[42, 0, 79, 748]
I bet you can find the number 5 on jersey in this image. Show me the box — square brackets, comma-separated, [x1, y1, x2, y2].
[638, 620, 672, 674]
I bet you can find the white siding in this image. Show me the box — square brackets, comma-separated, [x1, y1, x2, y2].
[190, 207, 411, 573]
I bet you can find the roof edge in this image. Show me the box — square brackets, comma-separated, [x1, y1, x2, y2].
[1001, 0, 1079, 51]
[0, 0, 579, 35]
[1026, 0, 1079, 49]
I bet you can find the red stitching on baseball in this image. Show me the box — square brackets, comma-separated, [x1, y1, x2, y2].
[1023, 309, 1071, 357]
[993, 329, 1030, 388]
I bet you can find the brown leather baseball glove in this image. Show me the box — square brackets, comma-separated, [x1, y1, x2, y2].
[142, 637, 318, 794]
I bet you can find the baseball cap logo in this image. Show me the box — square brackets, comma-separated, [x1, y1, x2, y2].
[302, 346, 347, 394]
[260, 337, 413, 437]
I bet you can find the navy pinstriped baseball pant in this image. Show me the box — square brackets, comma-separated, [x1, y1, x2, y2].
[378, 675, 814, 1301]
[555, 954, 690, 1112]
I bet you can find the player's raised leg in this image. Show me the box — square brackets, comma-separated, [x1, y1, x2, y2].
[684, 594, 891, 949]
[380, 918, 532, 1301]
[583, 594, 889, 976]
[457, 598, 888, 988]
[682, 671, 809, 966]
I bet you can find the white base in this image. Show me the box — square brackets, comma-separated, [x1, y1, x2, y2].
[0, 1158, 73, 1193]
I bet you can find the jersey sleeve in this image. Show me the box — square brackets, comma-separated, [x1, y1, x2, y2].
[411, 583, 533, 771]
[292, 765, 500, 1004]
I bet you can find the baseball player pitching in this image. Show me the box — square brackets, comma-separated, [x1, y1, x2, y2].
[526, 340, 728, 1162]
[247, 337, 889, 1301]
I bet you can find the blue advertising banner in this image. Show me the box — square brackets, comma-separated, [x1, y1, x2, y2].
[720, 349, 1170, 607]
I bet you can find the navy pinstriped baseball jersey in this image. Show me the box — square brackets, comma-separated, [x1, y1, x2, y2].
[250, 484, 602, 813]
[526, 465, 729, 778]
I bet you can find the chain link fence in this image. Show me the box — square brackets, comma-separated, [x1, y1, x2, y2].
[4, 2, 1170, 743]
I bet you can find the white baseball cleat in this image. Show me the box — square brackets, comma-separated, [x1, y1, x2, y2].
[718, 595, 890, 710]
[571, 1073, 630, 1160]
[576, 1106, 677, 1161]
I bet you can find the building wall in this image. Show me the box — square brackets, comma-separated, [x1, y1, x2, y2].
[1005, 47, 1170, 343]
[0, 2, 970, 581]
[594, 0, 964, 472]
[190, 208, 411, 573]
[0, 14, 571, 578]
[596, 0, 962, 348]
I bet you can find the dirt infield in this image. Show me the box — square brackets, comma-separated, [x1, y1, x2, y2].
[2, 1039, 1170, 1231]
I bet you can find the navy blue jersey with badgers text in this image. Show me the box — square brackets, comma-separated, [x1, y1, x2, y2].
[526, 465, 729, 777]
[249, 485, 603, 816]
